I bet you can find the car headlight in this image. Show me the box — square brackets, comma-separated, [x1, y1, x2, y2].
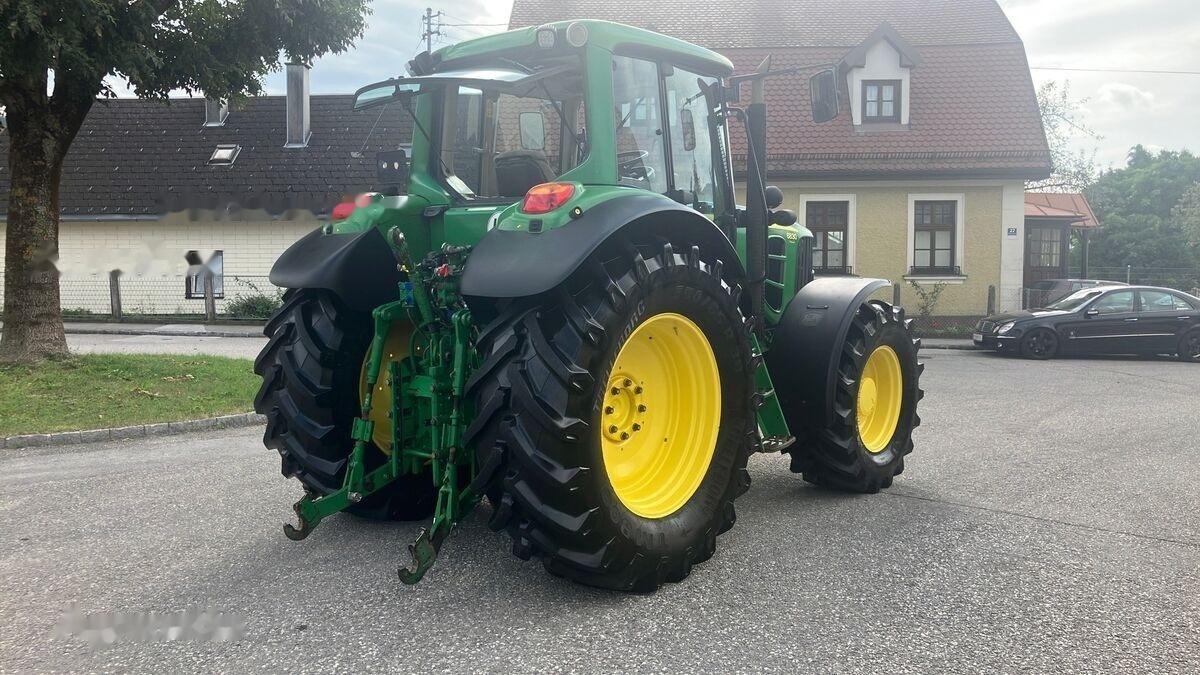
[996, 321, 1016, 335]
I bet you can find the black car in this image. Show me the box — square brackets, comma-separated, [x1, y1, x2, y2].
[974, 285, 1200, 360]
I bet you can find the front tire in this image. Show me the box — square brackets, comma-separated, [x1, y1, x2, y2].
[253, 289, 436, 520]
[1020, 328, 1059, 359]
[465, 238, 755, 592]
[785, 300, 922, 492]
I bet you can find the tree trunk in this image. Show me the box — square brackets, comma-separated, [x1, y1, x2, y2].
[1, 89, 92, 362]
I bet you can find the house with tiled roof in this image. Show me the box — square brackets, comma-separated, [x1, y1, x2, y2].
[511, 0, 1052, 314]
[0, 64, 410, 313]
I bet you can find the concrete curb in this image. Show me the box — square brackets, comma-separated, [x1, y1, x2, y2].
[64, 327, 264, 339]
[919, 341, 979, 351]
[2, 412, 266, 450]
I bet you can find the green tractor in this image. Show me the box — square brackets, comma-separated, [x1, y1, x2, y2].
[254, 20, 923, 592]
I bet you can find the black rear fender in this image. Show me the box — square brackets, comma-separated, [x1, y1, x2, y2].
[460, 193, 744, 299]
[765, 277, 891, 428]
[268, 227, 403, 312]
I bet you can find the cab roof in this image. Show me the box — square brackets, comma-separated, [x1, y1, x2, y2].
[432, 20, 735, 78]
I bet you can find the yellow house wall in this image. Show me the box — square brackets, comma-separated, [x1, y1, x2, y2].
[739, 181, 1010, 317]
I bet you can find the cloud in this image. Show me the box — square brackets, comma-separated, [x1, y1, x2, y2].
[1096, 82, 1156, 111]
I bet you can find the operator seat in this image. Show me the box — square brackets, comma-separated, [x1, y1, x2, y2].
[494, 150, 556, 198]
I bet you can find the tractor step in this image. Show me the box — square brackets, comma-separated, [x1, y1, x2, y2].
[750, 335, 793, 452]
[760, 435, 796, 453]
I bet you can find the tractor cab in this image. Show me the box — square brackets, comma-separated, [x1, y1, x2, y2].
[343, 21, 740, 243]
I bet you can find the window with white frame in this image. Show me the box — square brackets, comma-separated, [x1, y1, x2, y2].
[806, 201, 851, 274]
[907, 195, 965, 278]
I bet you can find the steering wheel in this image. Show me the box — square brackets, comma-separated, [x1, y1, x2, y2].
[617, 150, 656, 181]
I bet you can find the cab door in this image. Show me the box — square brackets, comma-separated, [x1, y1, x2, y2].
[1062, 290, 1139, 354]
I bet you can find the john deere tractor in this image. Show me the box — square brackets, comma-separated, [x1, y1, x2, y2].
[254, 20, 922, 592]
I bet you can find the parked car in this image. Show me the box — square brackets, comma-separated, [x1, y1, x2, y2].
[1024, 278, 1126, 308]
[974, 285, 1200, 360]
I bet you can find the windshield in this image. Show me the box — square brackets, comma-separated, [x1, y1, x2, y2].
[1045, 288, 1103, 311]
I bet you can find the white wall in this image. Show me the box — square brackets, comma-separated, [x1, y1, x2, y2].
[999, 180, 1027, 312]
[847, 41, 911, 126]
[0, 215, 316, 315]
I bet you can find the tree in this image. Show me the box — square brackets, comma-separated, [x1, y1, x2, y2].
[1085, 147, 1200, 290]
[1172, 181, 1200, 252]
[1028, 81, 1102, 193]
[0, 0, 369, 362]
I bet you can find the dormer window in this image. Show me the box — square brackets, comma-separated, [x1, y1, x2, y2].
[863, 80, 901, 123]
[841, 23, 920, 128]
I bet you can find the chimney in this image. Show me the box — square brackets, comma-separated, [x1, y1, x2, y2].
[204, 98, 228, 127]
[285, 62, 311, 148]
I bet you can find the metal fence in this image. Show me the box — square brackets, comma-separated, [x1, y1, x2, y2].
[54, 272, 279, 320]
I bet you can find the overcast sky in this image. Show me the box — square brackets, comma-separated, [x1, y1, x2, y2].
[248, 0, 1198, 170]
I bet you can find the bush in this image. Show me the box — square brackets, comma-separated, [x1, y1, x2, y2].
[225, 293, 281, 319]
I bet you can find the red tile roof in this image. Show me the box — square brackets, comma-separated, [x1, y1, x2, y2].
[1025, 193, 1101, 228]
[511, 0, 1051, 179]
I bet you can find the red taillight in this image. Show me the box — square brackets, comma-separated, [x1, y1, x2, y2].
[521, 183, 575, 215]
[331, 202, 355, 221]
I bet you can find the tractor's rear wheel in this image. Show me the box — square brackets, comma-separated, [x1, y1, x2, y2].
[253, 289, 436, 520]
[786, 300, 922, 492]
[466, 238, 755, 592]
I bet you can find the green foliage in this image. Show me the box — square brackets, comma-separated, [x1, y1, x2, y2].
[0, 354, 258, 435]
[1028, 81, 1102, 193]
[907, 280, 947, 321]
[1085, 147, 1200, 290]
[225, 293, 282, 319]
[0, 0, 371, 101]
[1173, 182, 1200, 252]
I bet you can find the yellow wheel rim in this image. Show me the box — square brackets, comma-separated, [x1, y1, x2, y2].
[358, 322, 415, 453]
[601, 312, 721, 519]
[856, 345, 903, 453]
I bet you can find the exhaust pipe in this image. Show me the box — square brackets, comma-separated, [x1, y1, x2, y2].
[743, 57, 771, 338]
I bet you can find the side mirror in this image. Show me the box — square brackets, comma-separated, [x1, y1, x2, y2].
[519, 112, 546, 151]
[809, 69, 840, 124]
[679, 108, 697, 151]
[376, 149, 409, 196]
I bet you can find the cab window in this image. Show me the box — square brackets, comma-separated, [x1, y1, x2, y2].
[439, 62, 587, 201]
[665, 67, 721, 214]
[611, 55, 668, 193]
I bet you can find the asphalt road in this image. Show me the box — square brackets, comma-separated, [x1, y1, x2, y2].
[2, 350, 1198, 673]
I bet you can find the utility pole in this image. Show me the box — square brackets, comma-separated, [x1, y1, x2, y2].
[421, 7, 443, 53]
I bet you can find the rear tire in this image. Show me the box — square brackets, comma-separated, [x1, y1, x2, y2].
[465, 237, 755, 592]
[253, 289, 436, 521]
[785, 300, 922, 493]
[1020, 328, 1059, 359]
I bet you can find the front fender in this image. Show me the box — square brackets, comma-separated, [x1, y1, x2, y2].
[765, 277, 891, 429]
[460, 192, 744, 298]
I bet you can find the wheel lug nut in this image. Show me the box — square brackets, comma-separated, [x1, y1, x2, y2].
[632, 423, 641, 431]
[637, 404, 647, 413]
[608, 425, 618, 434]
[611, 387, 620, 396]
[604, 406, 614, 415]
[634, 386, 643, 394]
[620, 431, 629, 440]
[623, 378, 632, 388]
